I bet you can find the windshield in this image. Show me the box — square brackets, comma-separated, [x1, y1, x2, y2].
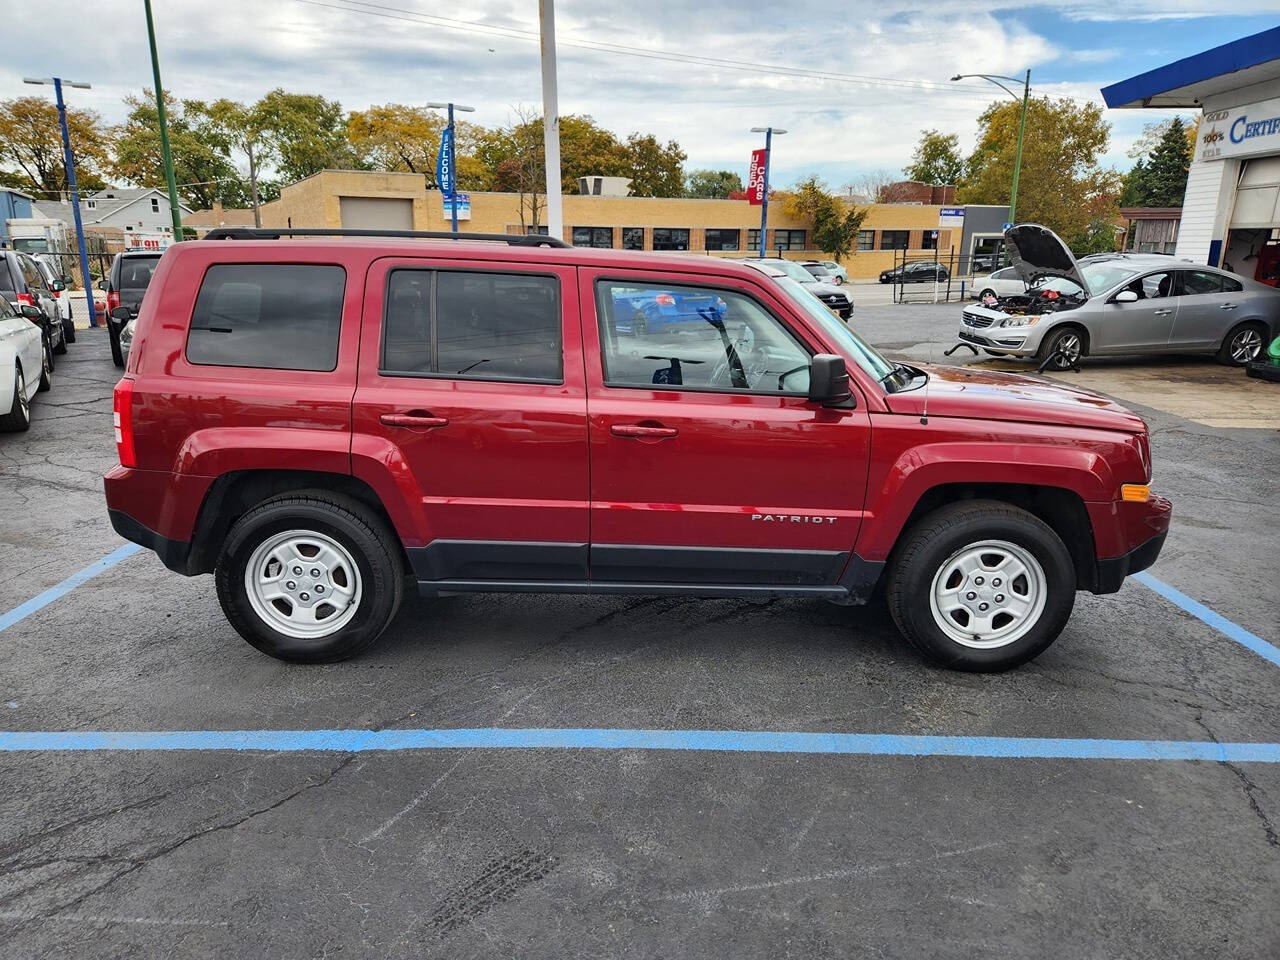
[769, 260, 816, 283]
[773, 277, 896, 383]
[1032, 276, 1086, 297]
[1078, 262, 1140, 297]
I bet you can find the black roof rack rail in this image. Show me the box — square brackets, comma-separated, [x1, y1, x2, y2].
[201, 227, 570, 248]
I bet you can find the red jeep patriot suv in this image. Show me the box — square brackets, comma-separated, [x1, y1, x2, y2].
[104, 228, 1170, 671]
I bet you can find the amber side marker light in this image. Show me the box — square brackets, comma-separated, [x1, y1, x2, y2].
[1121, 484, 1150, 503]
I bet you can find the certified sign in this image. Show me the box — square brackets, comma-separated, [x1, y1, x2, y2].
[1199, 97, 1280, 162]
[938, 206, 965, 227]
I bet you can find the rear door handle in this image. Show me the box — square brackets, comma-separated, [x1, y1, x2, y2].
[610, 423, 678, 439]
[1220, 303, 1238, 309]
[380, 412, 449, 429]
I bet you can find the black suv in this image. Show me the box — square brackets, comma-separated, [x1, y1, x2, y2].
[879, 261, 950, 284]
[103, 251, 161, 367]
[1, 249, 67, 359]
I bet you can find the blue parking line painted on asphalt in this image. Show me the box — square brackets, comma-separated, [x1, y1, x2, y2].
[3, 727, 1280, 762]
[0, 543, 141, 634]
[1135, 571, 1280, 669]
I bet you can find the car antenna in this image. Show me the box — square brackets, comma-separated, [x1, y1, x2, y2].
[920, 344, 932, 425]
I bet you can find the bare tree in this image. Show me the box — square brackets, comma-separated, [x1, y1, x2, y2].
[851, 169, 900, 204]
[492, 104, 546, 234]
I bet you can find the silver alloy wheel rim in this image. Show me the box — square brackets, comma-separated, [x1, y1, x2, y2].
[1055, 332, 1081, 363]
[16, 368, 27, 418]
[244, 529, 363, 640]
[928, 539, 1048, 649]
[42, 342, 51, 377]
[1230, 328, 1262, 363]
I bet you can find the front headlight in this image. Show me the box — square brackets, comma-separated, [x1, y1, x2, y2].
[998, 315, 1040, 328]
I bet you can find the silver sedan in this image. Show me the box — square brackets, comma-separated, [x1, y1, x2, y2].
[958, 225, 1280, 369]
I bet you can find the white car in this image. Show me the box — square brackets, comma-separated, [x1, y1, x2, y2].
[970, 266, 1026, 301]
[32, 255, 76, 344]
[0, 297, 50, 432]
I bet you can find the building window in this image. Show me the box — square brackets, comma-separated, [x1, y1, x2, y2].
[747, 229, 761, 250]
[704, 229, 740, 251]
[86, 200, 96, 210]
[572, 226, 612, 248]
[773, 229, 806, 251]
[858, 230, 875, 251]
[151, 198, 160, 213]
[622, 227, 644, 250]
[652, 228, 690, 251]
[920, 231, 938, 250]
[880, 230, 909, 250]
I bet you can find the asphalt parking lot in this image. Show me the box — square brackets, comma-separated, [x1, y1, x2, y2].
[2, 310, 1279, 959]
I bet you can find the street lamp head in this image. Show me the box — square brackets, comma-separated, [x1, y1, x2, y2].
[950, 75, 963, 81]
[23, 78, 90, 88]
[751, 127, 787, 135]
[426, 102, 475, 112]
[23, 77, 53, 85]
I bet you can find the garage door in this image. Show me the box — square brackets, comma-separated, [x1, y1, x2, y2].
[1231, 157, 1280, 229]
[339, 197, 414, 230]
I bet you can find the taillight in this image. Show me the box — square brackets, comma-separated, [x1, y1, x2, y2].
[15, 292, 33, 306]
[106, 290, 120, 313]
[113, 378, 136, 468]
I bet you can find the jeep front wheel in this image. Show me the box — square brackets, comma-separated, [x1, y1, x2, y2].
[215, 493, 404, 663]
[885, 501, 1076, 671]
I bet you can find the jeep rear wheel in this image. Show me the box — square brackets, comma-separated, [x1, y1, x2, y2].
[215, 493, 404, 663]
[885, 501, 1076, 671]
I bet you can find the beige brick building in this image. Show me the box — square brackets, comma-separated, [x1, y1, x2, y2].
[256, 170, 959, 279]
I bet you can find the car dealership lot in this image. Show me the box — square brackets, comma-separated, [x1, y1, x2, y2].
[1, 321, 1278, 958]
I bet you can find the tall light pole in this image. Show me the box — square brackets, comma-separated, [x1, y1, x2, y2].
[23, 77, 97, 327]
[538, 0, 562, 240]
[750, 127, 786, 257]
[426, 102, 475, 235]
[951, 70, 1030, 224]
[144, 0, 184, 239]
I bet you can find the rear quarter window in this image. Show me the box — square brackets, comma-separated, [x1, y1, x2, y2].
[186, 263, 346, 372]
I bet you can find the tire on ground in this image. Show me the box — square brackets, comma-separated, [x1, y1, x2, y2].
[215, 492, 404, 663]
[0, 364, 30, 432]
[1038, 325, 1087, 370]
[109, 325, 124, 368]
[884, 499, 1076, 672]
[1217, 321, 1267, 366]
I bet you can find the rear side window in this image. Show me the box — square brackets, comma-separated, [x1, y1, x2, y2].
[1180, 270, 1223, 295]
[381, 269, 562, 383]
[1222, 275, 1243, 293]
[0, 258, 16, 299]
[186, 264, 346, 371]
[119, 257, 159, 292]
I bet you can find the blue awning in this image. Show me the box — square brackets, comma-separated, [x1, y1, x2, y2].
[1101, 26, 1280, 109]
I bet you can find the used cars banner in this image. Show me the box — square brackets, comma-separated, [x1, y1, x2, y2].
[746, 148, 766, 205]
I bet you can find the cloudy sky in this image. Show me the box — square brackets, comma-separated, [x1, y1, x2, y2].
[6, 1, 1280, 191]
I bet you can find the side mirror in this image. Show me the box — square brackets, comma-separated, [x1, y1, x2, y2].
[97, 280, 107, 291]
[19, 304, 41, 320]
[808, 354, 855, 408]
[110, 305, 133, 321]
[1114, 290, 1138, 303]
[51, 280, 65, 292]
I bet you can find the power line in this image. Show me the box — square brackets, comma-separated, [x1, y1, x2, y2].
[290, 0, 1075, 99]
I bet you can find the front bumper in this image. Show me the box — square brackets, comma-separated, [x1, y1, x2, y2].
[957, 321, 1047, 356]
[1091, 493, 1172, 594]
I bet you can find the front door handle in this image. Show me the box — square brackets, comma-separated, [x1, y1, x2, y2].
[1153, 309, 1173, 316]
[611, 423, 678, 439]
[1220, 303, 1238, 310]
[380, 412, 449, 429]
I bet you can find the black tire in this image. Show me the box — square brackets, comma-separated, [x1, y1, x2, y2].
[215, 492, 404, 663]
[37, 337, 52, 392]
[885, 500, 1076, 672]
[109, 323, 124, 368]
[0, 363, 30, 432]
[1038, 325, 1087, 370]
[978, 288, 996, 301]
[832, 276, 844, 286]
[63, 317, 75, 344]
[1217, 321, 1268, 366]
[52, 321, 67, 355]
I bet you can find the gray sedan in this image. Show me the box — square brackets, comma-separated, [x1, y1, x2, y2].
[958, 225, 1279, 369]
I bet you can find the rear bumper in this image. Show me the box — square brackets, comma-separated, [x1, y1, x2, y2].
[1091, 493, 1172, 594]
[109, 508, 193, 575]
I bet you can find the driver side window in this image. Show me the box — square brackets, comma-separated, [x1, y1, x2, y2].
[595, 280, 811, 394]
[1124, 272, 1173, 300]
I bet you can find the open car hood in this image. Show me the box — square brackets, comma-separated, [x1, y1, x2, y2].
[1003, 224, 1087, 291]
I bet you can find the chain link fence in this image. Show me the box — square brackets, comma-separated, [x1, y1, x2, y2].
[890, 248, 1010, 304]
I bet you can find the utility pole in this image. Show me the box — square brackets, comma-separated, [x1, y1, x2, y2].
[144, 0, 184, 238]
[427, 101, 476, 235]
[23, 76, 96, 327]
[750, 127, 786, 257]
[539, 0, 562, 240]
